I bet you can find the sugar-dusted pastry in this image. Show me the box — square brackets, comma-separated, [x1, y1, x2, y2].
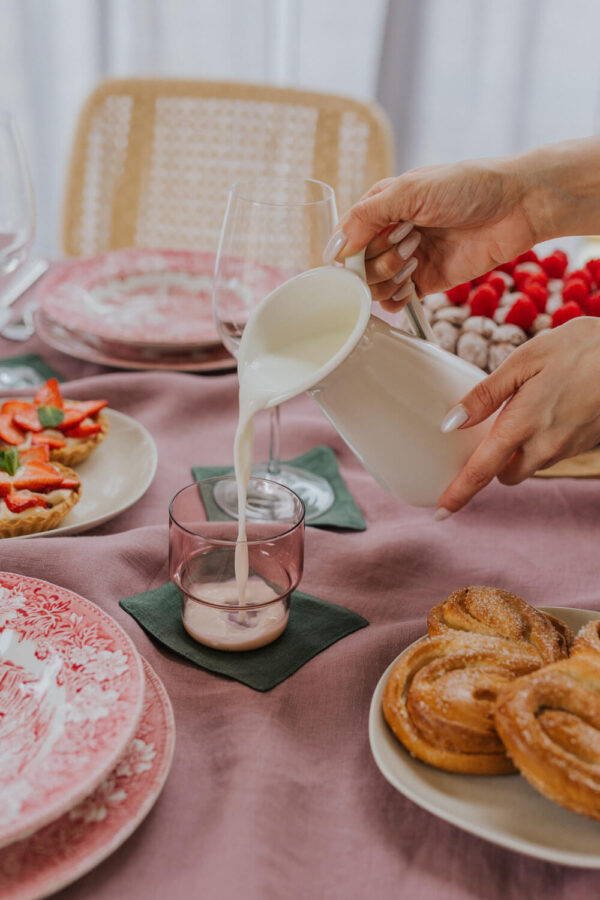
[571, 618, 600, 658]
[0, 446, 81, 538]
[382, 632, 540, 775]
[494, 655, 600, 819]
[427, 586, 572, 663]
[0, 378, 108, 467]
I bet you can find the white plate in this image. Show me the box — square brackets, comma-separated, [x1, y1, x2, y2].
[8, 408, 157, 539]
[369, 606, 600, 868]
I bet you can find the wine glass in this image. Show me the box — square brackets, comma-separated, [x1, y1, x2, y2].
[0, 110, 34, 278]
[213, 176, 337, 521]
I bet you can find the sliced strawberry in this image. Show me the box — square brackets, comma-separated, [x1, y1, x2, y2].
[0, 473, 12, 498]
[33, 378, 63, 410]
[56, 407, 87, 431]
[1, 400, 33, 418]
[19, 445, 50, 464]
[5, 491, 48, 513]
[13, 461, 63, 493]
[67, 399, 108, 418]
[0, 415, 25, 446]
[13, 406, 43, 433]
[59, 476, 79, 490]
[63, 419, 102, 438]
[31, 432, 67, 449]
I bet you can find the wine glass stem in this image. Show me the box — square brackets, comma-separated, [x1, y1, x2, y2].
[267, 406, 282, 476]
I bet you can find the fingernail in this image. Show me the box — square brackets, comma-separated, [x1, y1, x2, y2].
[434, 507, 453, 522]
[392, 257, 418, 284]
[323, 229, 347, 263]
[391, 279, 414, 303]
[397, 230, 421, 260]
[441, 403, 469, 433]
[388, 221, 412, 244]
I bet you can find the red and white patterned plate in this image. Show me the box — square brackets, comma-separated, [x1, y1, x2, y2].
[0, 657, 175, 900]
[38, 249, 282, 350]
[0, 573, 145, 849]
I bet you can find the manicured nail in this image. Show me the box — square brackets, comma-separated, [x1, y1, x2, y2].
[441, 403, 469, 433]
[391, 279, 414, 303]
[392, 257, 418, 284]
[397, 230, 421, 260]
[388, 221, 413, 244]
[323, 229, 347, 263]
[434, 507, 453, 522]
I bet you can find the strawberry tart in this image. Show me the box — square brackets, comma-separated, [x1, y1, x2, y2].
[0, 446, 81, 538]
[0, 378, 108, 467]
[423, 249, 600, 372]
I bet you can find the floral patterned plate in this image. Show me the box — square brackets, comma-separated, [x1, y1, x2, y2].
[0, 657, 175, 900]
[0, 573, 145, 849]
[37, 249, 283, 350]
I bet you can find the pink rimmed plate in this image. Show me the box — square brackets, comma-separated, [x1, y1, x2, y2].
[0, 657, 175, 900]
[37, 249, 282, 350]
[0, 573, 145, 849]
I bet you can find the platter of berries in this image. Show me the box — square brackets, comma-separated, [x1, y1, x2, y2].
[423, 248, 599, 372]
[0, 381, 157, 539]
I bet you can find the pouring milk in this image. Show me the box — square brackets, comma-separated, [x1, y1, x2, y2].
[232, 251, 494, 604]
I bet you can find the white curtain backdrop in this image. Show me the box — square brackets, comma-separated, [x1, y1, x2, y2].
[1, 0, 600, 257]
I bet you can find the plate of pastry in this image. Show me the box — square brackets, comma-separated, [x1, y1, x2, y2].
[369, 586, 600, 867]
[0, 379, 157, 538]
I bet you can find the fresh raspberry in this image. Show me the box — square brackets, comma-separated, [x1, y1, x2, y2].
[540, 250, 568, 279]
[485, 273, 506, 298]
[513, 265, 543, 291]
[445, 282, 471, 304]
[584, 292, 600, 316]
[562, 277, 589, 304]
[522, 280, 548, 313]
[551, 302, 583, 328]
[505, 296, 538, 331]
[585, 258, 600, 284]
[469, 283, 499, 318]
[566, 268, 593, 288]
[515, 250, 539, 265]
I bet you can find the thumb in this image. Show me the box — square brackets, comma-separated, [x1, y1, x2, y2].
[323, 177, 419, 262]
[440, 352, 531, 433]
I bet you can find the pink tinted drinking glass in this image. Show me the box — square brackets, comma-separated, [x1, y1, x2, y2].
[169, 476, 304, 651]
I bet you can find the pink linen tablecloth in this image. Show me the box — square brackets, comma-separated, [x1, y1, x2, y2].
[2, 302, 600, 899]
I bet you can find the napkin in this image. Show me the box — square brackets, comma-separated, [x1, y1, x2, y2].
[192, 445, 366, 531]
[0, 353, 63, 387]
[120, 581, 368, 692]
[534, 449, 600, 479]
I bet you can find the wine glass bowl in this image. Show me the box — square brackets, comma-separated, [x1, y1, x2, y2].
[212, 176, 337, 521]
[0, 111, 34, 278]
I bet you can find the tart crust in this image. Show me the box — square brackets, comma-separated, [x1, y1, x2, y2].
[0, 463, 81, 538]
[49, 411, 109, 467]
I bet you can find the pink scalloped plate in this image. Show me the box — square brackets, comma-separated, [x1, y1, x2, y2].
[38, 249, 283, 350]
[0, 657, 175, 900]
[0, 573, 145, 849]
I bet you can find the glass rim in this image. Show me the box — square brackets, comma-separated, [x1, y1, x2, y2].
[169, 475, 306, 544]
[228, 175, 335, 209]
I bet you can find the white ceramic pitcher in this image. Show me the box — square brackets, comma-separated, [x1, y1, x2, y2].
[236, 252, 493, 507]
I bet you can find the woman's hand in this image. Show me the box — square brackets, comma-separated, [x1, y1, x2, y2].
[323, 158, 538, 311]
[435, 317, 600, 517]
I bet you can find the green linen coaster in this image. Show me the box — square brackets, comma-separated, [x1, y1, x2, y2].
[0, 353, 63, 386]
[191, 445, 366, 531]
[120, 581, 368, 692]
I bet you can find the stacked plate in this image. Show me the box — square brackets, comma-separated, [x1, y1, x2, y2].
[34, 248, 256, 372]
[0, 571, 175, 899]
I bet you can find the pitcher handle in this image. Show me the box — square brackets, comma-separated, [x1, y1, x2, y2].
[344, 249, 435, 343]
